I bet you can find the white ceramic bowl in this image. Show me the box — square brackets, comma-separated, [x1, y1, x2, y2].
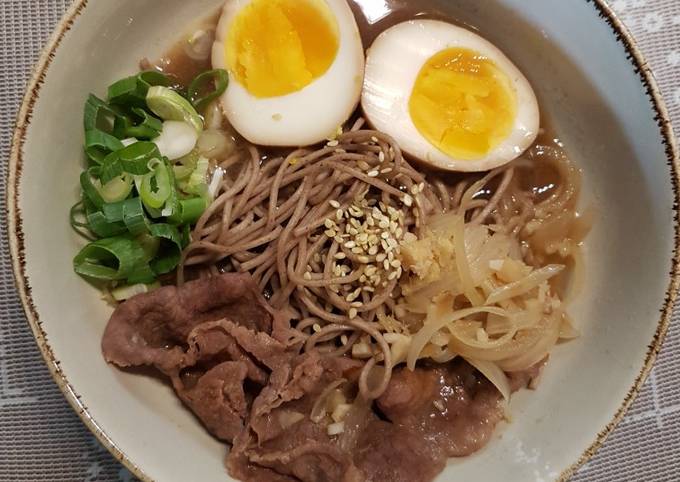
[8, 0, 680, 481]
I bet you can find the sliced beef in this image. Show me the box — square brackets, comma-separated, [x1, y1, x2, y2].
[376, 361, 505, 457]
[102, 273, 275, 375]
[228, 353, 364, 482]
[101, 274, 293, 442]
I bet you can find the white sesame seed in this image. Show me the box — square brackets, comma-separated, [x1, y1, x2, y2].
[324, 219, 335, 229]
[378, 151, 385, 162]
[376, 253, 387, 263]
[367, 170, 379, 178]
[388, 271, 399, 281]
[410, 185, 419, 195]
[395, 227, 403, 238]
[335, 210, 343, 221]
[388, 251, 394, 262]
[418, 183, 425, 193]
[380, 167, 392, 174]
[304, 271, 312, 280]
[341, 335, 348, 345]
[383, 259, 390, 270]
[391, 259, 401, 268]
[365, 265, 377, 276]
[357, 160, 370, 171]
[334, 252, 346, 260]
[371, 136, 379, 143]
[344, 241, 356, 249]
[381, 231, 390, 240]
[334, 235, 344, 244]
[403, 194, 413, 207]
[329, 200, 341, 209]
[368, 245, 378, 256]
[324, 229, 336, 238]
[313, 323, 322, 332]
[349, 228, 359, 236]
[351, 301, 363, 308]
[358, 255, 370, 264]
[351, 247, 363, 254]
[327, 140, 339, 147]
[349, 308, 358, 319]
[359, 274, 367, 283]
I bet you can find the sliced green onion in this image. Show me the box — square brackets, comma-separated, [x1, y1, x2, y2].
[118, 141, 160, 175]
[180, 156, 210, 197]
[86, 210, 128, 238]
[153, 120, 199, 161]
[84, 94, 120, 133]
[108, 71, 171, 108]
[169, 197, 207, 225]
[148, 223, 183, 275]
[80, 168, 105, 209]
[173, 150, 199, 180]
[146, 86, 203, 133]
[100, 151, 124, 184]
[98, 174, 133, 203]
[188, 69, 229, 112]
[140, 159, 173, 209]
[70, 201, 96, 241]
[121, 197, 148, 236]
[113, 107, 163, 140]
[74, 235, 154, 283]
[85, 129, 124, 164]
[137, 233, 161, 259]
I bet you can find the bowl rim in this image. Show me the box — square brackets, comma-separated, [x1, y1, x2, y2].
[6, 0, 680, 480]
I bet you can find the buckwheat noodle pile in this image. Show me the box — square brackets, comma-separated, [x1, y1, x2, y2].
[179, 118, 586, 400]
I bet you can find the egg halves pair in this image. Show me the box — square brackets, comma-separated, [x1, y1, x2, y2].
[212, 0, 540, 172]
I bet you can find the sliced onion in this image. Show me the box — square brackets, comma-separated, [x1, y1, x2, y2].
[498, 311, 561, 372]
[486, 264, 565, 305]
[310, 378, 346, 423]
[453, 215, 485, 306]
[465, 357, 511, 401]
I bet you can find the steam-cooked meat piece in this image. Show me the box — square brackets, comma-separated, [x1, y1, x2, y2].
[228, 353, 363, 482]
[354, 420, 445, 482]
[101, 274, 294, 442]
[102, 274, 275, 375]
[376, 361, 505, 457]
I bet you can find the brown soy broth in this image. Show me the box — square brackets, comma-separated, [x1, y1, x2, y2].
[152, 1, 569, 205]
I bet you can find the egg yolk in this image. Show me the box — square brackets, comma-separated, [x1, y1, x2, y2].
[226, 0, 339, 98]
[409, 48, 517, 160]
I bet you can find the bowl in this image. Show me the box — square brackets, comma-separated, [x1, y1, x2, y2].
[8, 0, 679, 480]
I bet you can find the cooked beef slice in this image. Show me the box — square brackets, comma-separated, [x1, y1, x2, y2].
[228, 353, 364, 482]
[102, 273, 275, 374]
[101, 274, 293, 442]
[375, 361, 505, 457]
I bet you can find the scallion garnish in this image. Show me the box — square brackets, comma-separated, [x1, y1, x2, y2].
[71, 68, 228, 290]
[187, 69, 229, 112]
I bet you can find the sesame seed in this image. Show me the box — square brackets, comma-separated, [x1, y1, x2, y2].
[344, 241, 356, 249]
[313, 323, 322, 332]
[403, 194, 413, 207]
[341, 335, 348, 345]
[351, 301, 363, 308]
[378, 219, 389, 229]
[324, 229, 336, 238]
[304, 271, 312, 280]
[410, 185, 419, 195]
[324, 219, 335, 229]
[371, 136, 379, 143]
[368, 245, 378, 256]
[391, 259, 401, 268]
[387, 251, 394, 262]
[334, 235, 344, 244]
[349, 308, 358, 319]
[365, 265, 377, 276]
[357, 160, 370, 171]
[388, 271, 399, 281]
[334, 252, 346, 260]
[329, 200, 341, 208]
[351, 247, 363, 254]
[367, 170, 379, 178]
[418, 183, 425, 192]
[376, 253, 387, 263]
[349, 228, 359, 236]
[380, 167, 392, 174]
[359, 274, 367, 283]
[395, 227, 403, 238]
[358, 255, 370, 264]
[383, 259, 390, 270]
[378, 151, 385, 162]
[327, 140, 339, 147]
[336, 210, 343, 221]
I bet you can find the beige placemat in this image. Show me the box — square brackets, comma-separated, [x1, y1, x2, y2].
[1, 1, 678, 480]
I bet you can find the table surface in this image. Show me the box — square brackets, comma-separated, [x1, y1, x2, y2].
[1, 1, 679, 481]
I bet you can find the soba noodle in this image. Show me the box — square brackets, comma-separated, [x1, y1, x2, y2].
[180, 117, 586, 400]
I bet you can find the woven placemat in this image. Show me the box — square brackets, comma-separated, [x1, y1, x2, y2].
[1, 1, 679, 480]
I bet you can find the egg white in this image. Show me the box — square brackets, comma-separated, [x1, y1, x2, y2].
[213, 0, 365, 147]
[362, 19, 540, 172]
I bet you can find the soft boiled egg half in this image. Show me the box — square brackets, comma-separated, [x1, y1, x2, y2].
[212, 0, 365, 146]
[362, 20, 540, 172]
